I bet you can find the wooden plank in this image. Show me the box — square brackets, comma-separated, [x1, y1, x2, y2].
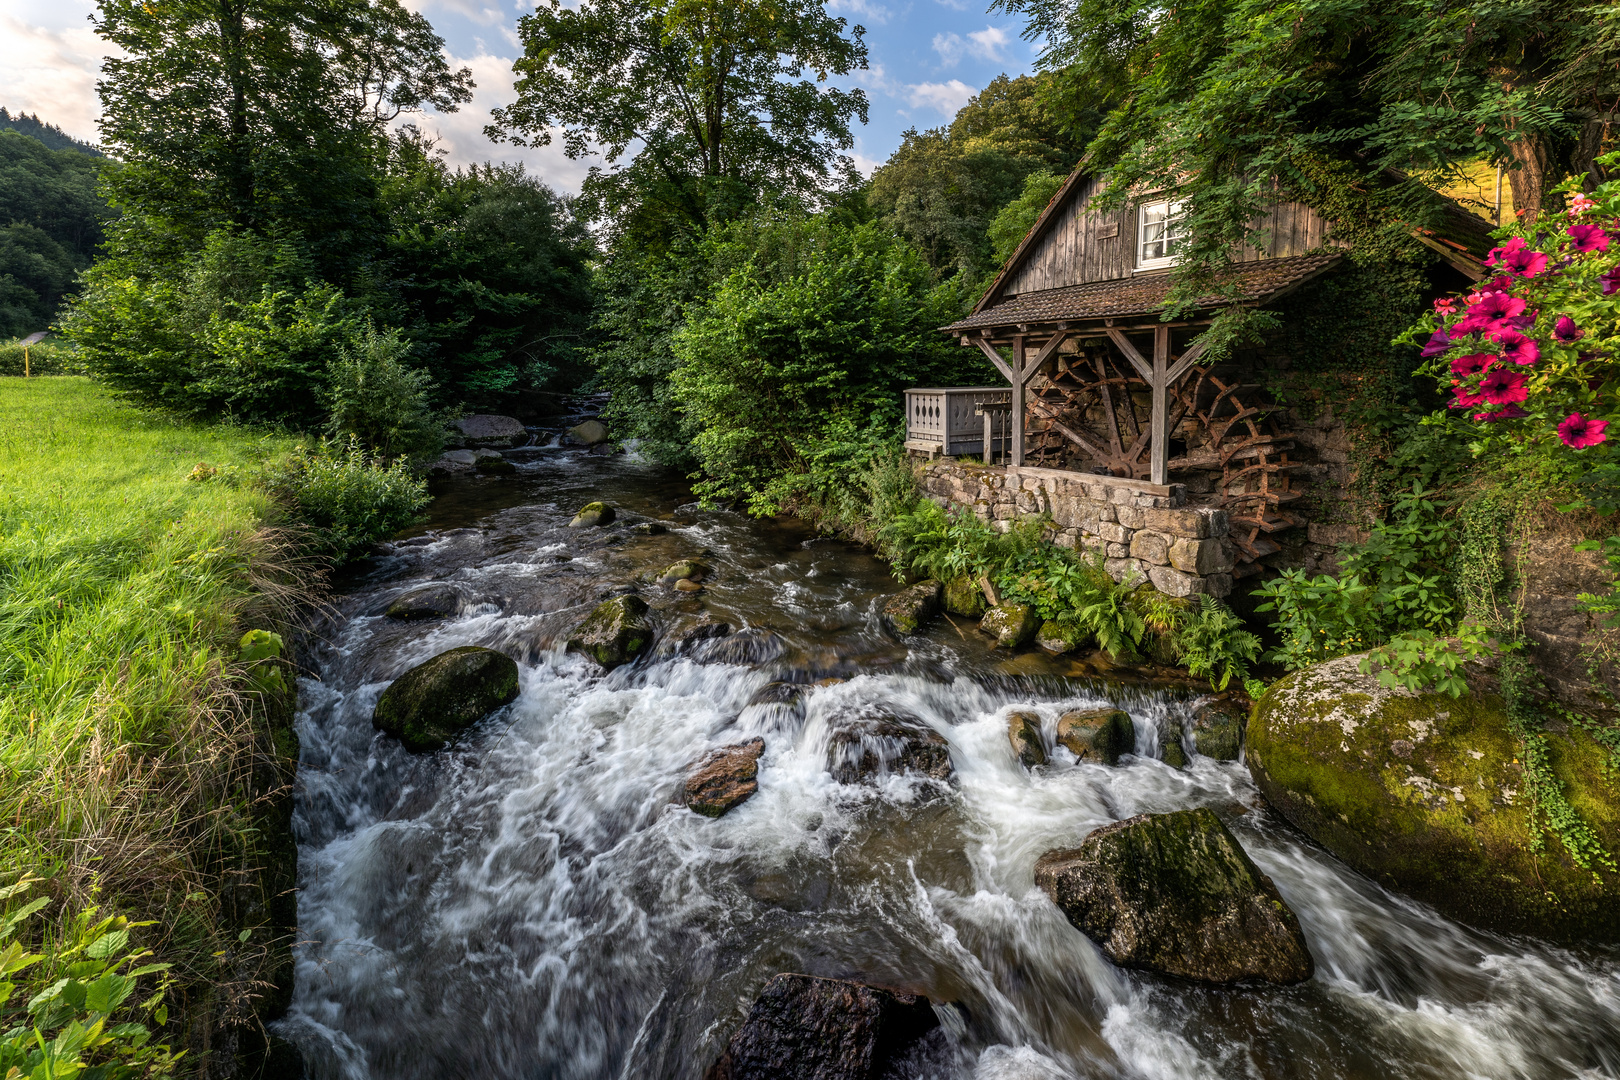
[1012, 333, 1026, 467]
[1105, 328, 1154, 381]
[1166, 338, 1210, 384]
[1150, 326, 1169, 486]
[1028, 398, 1111, 460]
[1024, 331, 1071, 384]
[974, 338, 1017, 384]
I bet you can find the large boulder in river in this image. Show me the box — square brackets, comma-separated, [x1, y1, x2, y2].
[567, 595, 652, 668]
[942, 575, 987, 618]
[1248, 653, 1620, 943]
[686, 738, 765, 818]
[1035, 809, 1313, 985]
[570, 501, 616, 528]
[1007, 711, 1046, 768]
[385, 584, 459, 621]
[372, 646, 520, 752]
[707, 974, 938, 1080]
[881, 579, 941, 636]
[827, 706, 954, 785]
[455, 414, 526, 448]
[1191, 698, 1244, 760]
[567, 419, 611, 446]
[979, 603, 1038, 648]
[1056, 708, 1135, 766]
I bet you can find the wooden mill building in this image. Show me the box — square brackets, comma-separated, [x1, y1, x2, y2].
[904, 166, 1493, 571]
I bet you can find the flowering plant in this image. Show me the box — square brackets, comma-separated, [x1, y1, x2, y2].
[1412, 154, 1620, 464]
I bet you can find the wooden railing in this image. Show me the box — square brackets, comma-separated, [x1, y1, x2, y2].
[903, 387, 1013, 459]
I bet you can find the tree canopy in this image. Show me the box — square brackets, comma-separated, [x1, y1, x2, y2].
[0, 129, 111, 336]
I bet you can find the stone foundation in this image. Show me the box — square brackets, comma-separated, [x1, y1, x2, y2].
[920, 460, 1235, 598]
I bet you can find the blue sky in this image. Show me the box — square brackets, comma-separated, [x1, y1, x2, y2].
[0, 0, 1040, 192]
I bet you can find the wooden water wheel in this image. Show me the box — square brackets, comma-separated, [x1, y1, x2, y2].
[1024, 346, 1197, 478]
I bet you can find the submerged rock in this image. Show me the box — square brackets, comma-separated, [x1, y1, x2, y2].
[1159, 721, 1188, 769]
[567, 595, 652, 668]
[455, 414, 526, 448]
[685, 738, 765, 817]
[979, 603, 1038, 649]
[440, 449, 477, 466]
[569, 501, 617, 528]
[385, 585, 460, 621]
[827, 706, 954, 785]
[942, 575, 987, 618]
[1248, 653, 1620, 943]
[881, 579, 942, 636]
[1035, 619, 1087, 655]
[1191, 698, 1244, 760]
[372, 646, 520, 752]
[632, 521, 668, 536]
[1007, 711, 1047, 769]
[697, 628, 786, 666]
[567, 419, 611, 446]
[1055, 708, 1135, 766]
[475, 457, 517, 476]
[675, 579, 704, 593]
[706, 973, 939, 1080]
[665, 616, 734, 652]
[1035, 808, 1313, 985]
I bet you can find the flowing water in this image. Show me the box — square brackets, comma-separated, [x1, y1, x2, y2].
[278, 443, 1620, 1080]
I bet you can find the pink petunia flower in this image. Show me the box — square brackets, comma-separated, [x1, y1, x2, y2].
[1420, 329, 1453, 357]
[1492, 237, 1550, 277]
[1478, 367, 1529, 405]
[1567, 224, 1611, 253]
[1453, 290, 1527, 335]
[1554, 316, 1584, 344]
[1603, 266, 1620, 296]
[1558, 412, 1609, 449]
[1450, 353, 1496, 376]
[1473, 404, 1528, 422]
[1489, 329, 1540, 366]
[1452, 383, 1486, 408]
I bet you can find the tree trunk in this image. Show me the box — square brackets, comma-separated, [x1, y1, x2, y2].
[1502, 126, 1562, 223]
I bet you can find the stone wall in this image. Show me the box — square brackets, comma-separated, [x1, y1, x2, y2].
[920, 460, 1236, 598]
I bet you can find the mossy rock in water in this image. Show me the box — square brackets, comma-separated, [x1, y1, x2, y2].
[882, 579, 942, 636]
[1035, 808, 1313, 985]
[385, 585, 459, 621]
[1248, 653, 1620, 943]
[1007, 711, 1046, 769]
[475, 457, 516, 475]
[569, 501, 616, 528]
[979, 603, 1038, 648]
[943, 575, 988, 618]
[660, 559, 709, 584]
[1159, 721, 1188, 769]
[372, 646, 520, 752]
[1192, 699, 1244, 760]
[567, 595, 651, 669]
[1056, 708, 1135, 766]
[1035, 619, 1088, 655]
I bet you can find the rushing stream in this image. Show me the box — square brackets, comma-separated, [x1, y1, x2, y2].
[278, 441, 1620, 1080]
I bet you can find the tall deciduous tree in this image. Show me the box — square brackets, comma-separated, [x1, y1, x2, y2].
[488, 0, 869, 236]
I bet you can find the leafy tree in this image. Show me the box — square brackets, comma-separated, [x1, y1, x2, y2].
[987, 169, 1066, 265]
[489, 0, 869, 239]
[0, 128, 113, 334]
[0, 108, 103, 155]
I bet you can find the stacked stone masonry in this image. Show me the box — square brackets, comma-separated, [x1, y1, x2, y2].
[920, 461, 1235, 598]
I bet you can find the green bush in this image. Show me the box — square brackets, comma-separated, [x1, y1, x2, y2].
[1174, 596, 1263, 691]
[321, 327, 445, 459]
[265, 438, 429, 562]
[0, 338, 86, 376]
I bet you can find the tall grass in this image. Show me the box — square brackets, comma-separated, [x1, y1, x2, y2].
[0, 377, 310, 1069]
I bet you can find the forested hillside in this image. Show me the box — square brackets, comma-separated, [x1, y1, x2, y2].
[0, 126, 109, 336]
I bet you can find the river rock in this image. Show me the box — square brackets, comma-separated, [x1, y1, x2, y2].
[440, 449, 477, 466]
[1008, 711, 1046, 768]
[942, 575, 987, 618]
[1191, 698, 1244, 760]
[827, 706, 954, 785]
[632, 521, 668, 536]
[456, 414, 526, 448]
[706, 973, 939, 1080]
[567, 595, 652, 668]
[567, 419, 611, 445]
[1035, 619, 1087, 655]
[661, 559, 710, 584]
[686, 738, 765, 817]
[1035, 809, 1314, 985]
[385, 585, 459, 621]
[979, 603, 1038, 649]
[675, 579, 703, 593]
[1056, 708, 1135, 766]
[475, 457, 517, 476]
[372, 646, 520, 752]
[1159, 721, 1188, 769]
[570, 501, 616, 528]
[882, 579, 942, 636]
[1247, 653, 1620, 943]
[666, 616, 734, 652]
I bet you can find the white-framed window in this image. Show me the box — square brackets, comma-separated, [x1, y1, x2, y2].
[1137, 198, 1187, 269]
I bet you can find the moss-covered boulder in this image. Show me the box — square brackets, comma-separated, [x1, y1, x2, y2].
[943, 575, 988, 618]
[475, 457, 516, 475]
[1035, 619, 1087, 655]
[1248, 653, 1620, 943]
[1056, 708, 1135, 766]
[1159, 721, 1188, 769]
[827, 706, 954, 784]
[569, 501, 616, 528]
[979, 603, 1038, 649]
[1192, 699, 1244, 760]
[372, 646, 520, 752]
[660, 558, 709, 584]
[685, 738, 765, 818]
[566, 595, 652, 668]
[882, 579, 942, 636]
[1007, 711, 1047, 769]
[385, 585, 459, 621]
[1035, 808, 1313, 985]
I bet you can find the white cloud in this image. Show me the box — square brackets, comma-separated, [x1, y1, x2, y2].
[0, 13, 112, 146]
[966, 26, 1013, 63]
[401, 0, 507, 27]
[932, 32, 964, 66]
[933, 0, 969, 9]
[904, 79, 975, 116]
[827, 0, 894, 26]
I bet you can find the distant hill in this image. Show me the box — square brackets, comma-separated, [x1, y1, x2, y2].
[0, 109, 102, 157]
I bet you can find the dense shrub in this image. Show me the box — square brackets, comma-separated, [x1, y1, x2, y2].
[321, 326, 445, 459]
[264, 439, 429, 561]
[0, 338, 86, 376]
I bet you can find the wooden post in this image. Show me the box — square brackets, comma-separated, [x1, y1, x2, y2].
[983, 410, 994, 464]
[1011, 334, 1025, 467]
[1150, 325, 1169, 485]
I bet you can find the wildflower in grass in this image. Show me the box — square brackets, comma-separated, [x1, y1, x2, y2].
[1478, 367, 1529, 405]
[1558, 412, 1609, 449]
[1489, 329, 1540, 366]
[1554, 316, 1584, 344]
[1567, 224, 1611, 253]
[1473, 403, 1527, 422]
[1450, 353, 1495, 376]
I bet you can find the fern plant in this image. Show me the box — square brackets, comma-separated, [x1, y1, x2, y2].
[1176, 596, 1262, 691]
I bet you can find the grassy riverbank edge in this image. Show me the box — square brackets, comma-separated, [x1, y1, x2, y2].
[0, 377, 311, 1075]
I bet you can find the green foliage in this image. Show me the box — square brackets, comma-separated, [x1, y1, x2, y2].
[264, 438, 429, 562]
[0, 339, 85, 377]
[1175, 596, 1262, 691]
[1358, 626, 1496, 698]
[0, 109, 102, 156]
[0, 128, 112, 336]
[1253, 571, 1379, 668]
[987, 170, 1066, 267]
[321, 327, 444, 459]
[0, 875, 181, 1079]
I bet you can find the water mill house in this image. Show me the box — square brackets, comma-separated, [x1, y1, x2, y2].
[903, 165, 1496, 598]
